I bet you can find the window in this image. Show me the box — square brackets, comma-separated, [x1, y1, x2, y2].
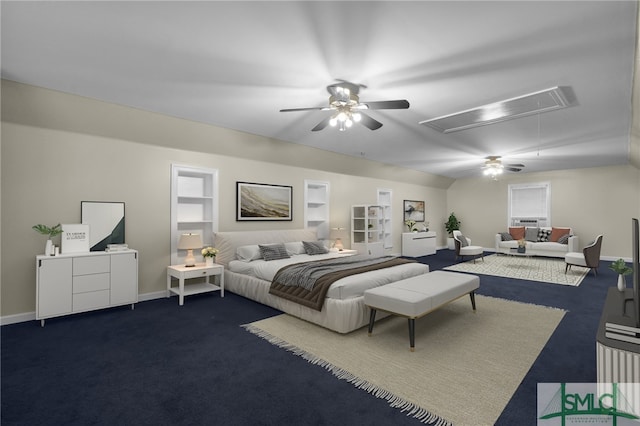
[508, 182, 550, 227]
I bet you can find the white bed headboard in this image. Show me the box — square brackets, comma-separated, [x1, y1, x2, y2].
[213, 229, 318, 267]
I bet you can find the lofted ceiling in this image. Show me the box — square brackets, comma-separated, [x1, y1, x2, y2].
[1, 1, 638, 179]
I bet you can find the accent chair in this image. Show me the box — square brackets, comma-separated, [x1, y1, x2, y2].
[564, 234, 603, 276]
[453, 230, 484, 263]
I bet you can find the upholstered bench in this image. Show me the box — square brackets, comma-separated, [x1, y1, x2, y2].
[364, 271, 480, 351]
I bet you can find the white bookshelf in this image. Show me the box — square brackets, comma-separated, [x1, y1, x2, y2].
[304, 180, 330, 240]
[377, 188, 393, 250]
[171, 164, 219, 265]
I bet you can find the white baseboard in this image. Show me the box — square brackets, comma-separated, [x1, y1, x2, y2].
[1, 291, 170, 326]
[1, 311, 36, 326]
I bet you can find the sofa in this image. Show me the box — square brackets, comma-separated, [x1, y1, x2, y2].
[495, 226, 579, 258]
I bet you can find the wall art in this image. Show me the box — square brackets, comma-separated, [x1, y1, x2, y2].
[403, 200, 425, 222]
[81, 201, 125, 251]
[236, 182, 292, 221]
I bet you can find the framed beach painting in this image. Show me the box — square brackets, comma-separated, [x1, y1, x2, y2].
[236, 182, 292, 221]
[403, 200, 425, 222]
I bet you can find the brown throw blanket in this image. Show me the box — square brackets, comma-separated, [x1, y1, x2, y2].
[269, 256, 416, 311]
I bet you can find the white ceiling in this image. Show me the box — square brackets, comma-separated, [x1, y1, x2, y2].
[2, 1, 638, 179]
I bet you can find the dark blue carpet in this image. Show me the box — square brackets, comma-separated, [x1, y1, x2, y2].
[1, 250, 614, 425]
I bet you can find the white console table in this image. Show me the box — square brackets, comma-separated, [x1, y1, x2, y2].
[36, 250, 138, 326]
[402, 232, 437, 257]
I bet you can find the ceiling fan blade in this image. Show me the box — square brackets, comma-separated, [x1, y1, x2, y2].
[280, 107, 330, 112]
[359, 112, 383, 130]
[361, 100, 410, 110]
[311, 117, 332, 132]
[506, 163, 525, 168]
[505, 167, 523, 172]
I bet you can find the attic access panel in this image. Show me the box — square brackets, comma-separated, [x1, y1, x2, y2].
[420, 86, 573, 133]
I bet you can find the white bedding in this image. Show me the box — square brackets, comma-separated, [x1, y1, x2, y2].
[214, 229, 430, 333]
[229, 252, 429, 300]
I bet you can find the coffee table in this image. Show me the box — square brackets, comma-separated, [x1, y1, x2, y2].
[508, 248, 531, 257]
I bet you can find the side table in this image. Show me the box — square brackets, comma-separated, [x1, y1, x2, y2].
[167, 263, 224, 306]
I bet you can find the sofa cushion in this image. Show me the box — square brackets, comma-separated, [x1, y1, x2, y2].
[551, 227, 571, 242]
[509, 226, 525, 240]
[556, 234, 570, 244]
[537, 229, 551, 242]
[531, 242, 568, 253]
[500, 232, 513, 241]
[525, 227, 539, 242]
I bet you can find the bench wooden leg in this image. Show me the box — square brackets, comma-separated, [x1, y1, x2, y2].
[470, 291, 476, 311]
[408, 318, 415, 352]
[368, 308, 377, 335]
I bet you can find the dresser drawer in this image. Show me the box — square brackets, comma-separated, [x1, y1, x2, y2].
[73, 273, 110, 293]
[73, 290, 110, 311]
[73, 256, 110, 276]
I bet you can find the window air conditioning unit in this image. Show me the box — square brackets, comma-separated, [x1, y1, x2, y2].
[512, 219, 539, 227]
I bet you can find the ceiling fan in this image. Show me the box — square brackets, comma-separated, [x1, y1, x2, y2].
[280, 80, 410, 132]
[483, 156, 525, 179]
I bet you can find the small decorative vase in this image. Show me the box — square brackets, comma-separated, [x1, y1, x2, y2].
[45, 239, 53, 256]
[617, 274, 626, 292]
[205, 257, 214, 266]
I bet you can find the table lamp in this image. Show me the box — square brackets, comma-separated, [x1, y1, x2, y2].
[331, 227, 345, 251]
[178, 233, 203, 267]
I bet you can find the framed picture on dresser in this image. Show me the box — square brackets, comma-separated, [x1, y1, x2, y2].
[81, 201, 125, 251]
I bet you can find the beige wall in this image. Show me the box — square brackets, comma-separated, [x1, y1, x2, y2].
[2, 80, 639, 320]
[1, 81, 446, 318]
[446, 166, 640, 256]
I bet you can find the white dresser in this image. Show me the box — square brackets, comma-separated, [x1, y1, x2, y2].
[36, 250, 138, 326]
[402, 232, 437, 257]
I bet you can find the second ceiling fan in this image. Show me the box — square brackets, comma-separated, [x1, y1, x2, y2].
[280, 80, 410, 131]
[483, 156, 525, 179]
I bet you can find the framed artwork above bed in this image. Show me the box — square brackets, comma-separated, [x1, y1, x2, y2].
[404, 200, 425, 222]
[236, 182, 292, 221]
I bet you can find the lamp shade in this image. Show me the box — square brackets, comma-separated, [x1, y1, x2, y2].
[178, 233, 203, 250]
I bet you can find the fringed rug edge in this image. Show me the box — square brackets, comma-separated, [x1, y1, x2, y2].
[241, 322, 452, 426]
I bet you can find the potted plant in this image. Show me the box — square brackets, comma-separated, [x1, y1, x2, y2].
[32, 224, 62, 256]
[201, 246, 219, 266]
[404, 219, 417, 232]
[445, 212, 461, 250]
[609, 258, 632, 291]
[517, 238, 527, 253]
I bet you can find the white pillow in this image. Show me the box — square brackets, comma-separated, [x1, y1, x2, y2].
[285, 241, 305, 255]
[236, 245, 262, 262]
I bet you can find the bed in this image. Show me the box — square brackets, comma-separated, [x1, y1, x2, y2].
[214, 229, 429, 333]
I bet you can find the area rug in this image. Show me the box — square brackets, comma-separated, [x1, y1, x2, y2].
[243, 295, 565, 426]
[444, 254, 588, 286]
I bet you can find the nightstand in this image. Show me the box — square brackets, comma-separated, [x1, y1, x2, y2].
[166, 263, 224, 306]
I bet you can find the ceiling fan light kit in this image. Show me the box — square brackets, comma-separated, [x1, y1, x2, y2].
[280, 80, 410, 132]
[482, 156, 524, 180]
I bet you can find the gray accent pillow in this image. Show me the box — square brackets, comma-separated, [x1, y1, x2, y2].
[457, 234, 469, 247]
[525, 227, 539, 242]
[302, 240, 329, 255]
[557, 234, 570, 244]
[258, 243, 290, 261]
[500, 232, 513, 241]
